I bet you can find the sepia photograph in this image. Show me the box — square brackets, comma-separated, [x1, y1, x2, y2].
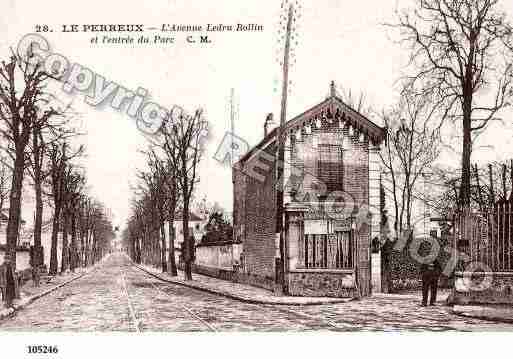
[1, 0, 513, 357]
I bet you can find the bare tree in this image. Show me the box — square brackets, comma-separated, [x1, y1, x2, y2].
[137, 150, 169, 273]
[47, 141, 83, 275]
[379, 90, 441, 293]
[0, 155, 10, 227]
[380, 91, 441, 234]
[27, 109, 78, 271]
[61, 167, 85, 273]
[0, 54, 59, 267]
[163, 109, 208, 280]
[392, 0, 513, 208]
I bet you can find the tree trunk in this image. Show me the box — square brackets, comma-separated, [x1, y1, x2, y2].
[460, 107, 472, 209]
[460, 57, 474, 209]
[49, 207, 61, 275]
[4, 149, 25, 268]
[167, 215, 177, 276]
[33, 179, 44, 267]
[183, 200, 192, 280]
[33, 131, 44, 268]
[61, 211, 69, 274]
[80, 226, 86, 268]
[70, 211, 77, 272]
[160, 221, 167, 272]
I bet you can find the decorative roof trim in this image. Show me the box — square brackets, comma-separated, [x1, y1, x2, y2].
[236, 94, 386, 166]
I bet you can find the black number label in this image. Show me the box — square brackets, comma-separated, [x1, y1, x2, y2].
[28, 345, 58, 354]
[35, 25, 50, 32]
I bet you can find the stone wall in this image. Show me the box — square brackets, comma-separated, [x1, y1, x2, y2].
[287, 270, 357, 297]
[452, 273, 513, 305]
[383, 234, 452, 292]
[195, 243, 242, 269]
[182, 263, 275, 292]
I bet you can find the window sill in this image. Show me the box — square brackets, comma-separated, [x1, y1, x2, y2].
[290, 268, 354, 274]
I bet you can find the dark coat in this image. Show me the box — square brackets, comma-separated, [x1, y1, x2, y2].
[420, 259, 442, 279]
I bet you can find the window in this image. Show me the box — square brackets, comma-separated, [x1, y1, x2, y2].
[317, 144, 343, 194]
[298, 232, 353, 269]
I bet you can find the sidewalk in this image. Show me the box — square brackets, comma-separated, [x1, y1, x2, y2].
[136, 264, 354, 306]
[0, 266, 92, 321]
[451, 305, 513, 324]
[373, 289, 451, 302]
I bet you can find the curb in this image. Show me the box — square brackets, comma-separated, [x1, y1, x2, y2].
[451, 308, 513, 325]
[133, 264, 353, 306]
[0, 266, 98, 322]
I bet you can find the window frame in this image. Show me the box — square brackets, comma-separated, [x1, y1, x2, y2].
[317, 143, 344, 194]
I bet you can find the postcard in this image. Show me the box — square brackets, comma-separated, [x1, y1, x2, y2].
[1, 0, 513, 357]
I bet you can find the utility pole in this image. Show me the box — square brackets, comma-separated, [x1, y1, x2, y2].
[276, 2, 295, 294]
[230, 88, 235, 167]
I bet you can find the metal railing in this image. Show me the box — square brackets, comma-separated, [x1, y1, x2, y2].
[454, 201, 513, 272]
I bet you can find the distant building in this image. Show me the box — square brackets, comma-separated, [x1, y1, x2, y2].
[164, 211, 205, 263]
[233, 83, 386, 297]
[0, 209, 30, 270]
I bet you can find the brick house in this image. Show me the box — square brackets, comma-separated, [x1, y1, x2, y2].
[233, 83, 386, 297]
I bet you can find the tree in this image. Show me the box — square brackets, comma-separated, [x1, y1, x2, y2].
[379, 90, 441, 293]
[393, 0, 513, 208]
[47, 141, 83, 275]
[0, 156, 10, 227]
[163, 109, 208, 280]
[27, 107, 78, 270]
[380, 90, 441, 235]
[0, 53, 58, 267]
[137, 150, 169, 273]
[202, 211, 233, 244]
[61, 167, 85, 273]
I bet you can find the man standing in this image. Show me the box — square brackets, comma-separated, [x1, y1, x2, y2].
[421, 258, 442, 306]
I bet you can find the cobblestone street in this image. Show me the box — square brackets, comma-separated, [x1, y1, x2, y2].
[1, 253, 512, 332]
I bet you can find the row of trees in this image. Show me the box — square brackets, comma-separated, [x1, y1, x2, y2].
[0, 52, 114, 275]
[123, 108, 208, 281]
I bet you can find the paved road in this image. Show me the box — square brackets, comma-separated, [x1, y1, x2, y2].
[0, 253, 511, 331]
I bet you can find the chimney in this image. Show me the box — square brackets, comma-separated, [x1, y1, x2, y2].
[264, 113, 274, 137]
[330, 80, 336, 97]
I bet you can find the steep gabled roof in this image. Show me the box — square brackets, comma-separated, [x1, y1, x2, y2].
[236, 89, 386, 166]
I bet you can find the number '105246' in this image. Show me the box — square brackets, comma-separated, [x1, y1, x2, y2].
[27, 345, 58, 354]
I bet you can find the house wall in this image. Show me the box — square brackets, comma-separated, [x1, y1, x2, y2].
[163, 219, 203, 252]
[288, 126, 369, 205]
[234, 143, 278, 282]
[285, 123, 373, 297]
[234, 118, 379, 297]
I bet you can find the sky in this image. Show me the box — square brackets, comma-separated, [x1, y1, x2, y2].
[2, 0, 513, 230]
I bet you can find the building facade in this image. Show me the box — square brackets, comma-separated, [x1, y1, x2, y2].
[164, 212, 205, 263]
[233, 83, 385, 297]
